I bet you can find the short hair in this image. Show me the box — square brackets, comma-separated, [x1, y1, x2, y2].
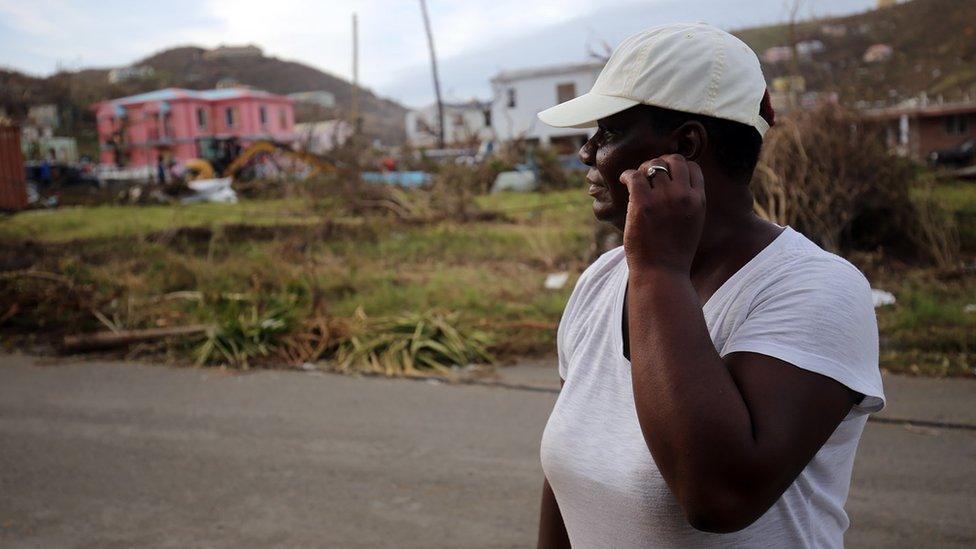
[639, 92, 775, 183]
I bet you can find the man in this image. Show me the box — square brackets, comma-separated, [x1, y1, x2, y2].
[156, 154, 167, 185]
[535, 23, 884, 548]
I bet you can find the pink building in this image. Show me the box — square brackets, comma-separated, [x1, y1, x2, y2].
[92, 87, 296, 167]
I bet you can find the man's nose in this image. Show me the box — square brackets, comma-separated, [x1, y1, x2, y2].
[578, 139, 595, 166]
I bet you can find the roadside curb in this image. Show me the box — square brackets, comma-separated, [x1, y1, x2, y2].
[383, 371, 976, 433]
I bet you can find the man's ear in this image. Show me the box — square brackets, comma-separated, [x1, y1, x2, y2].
[672, 121, 707, 161]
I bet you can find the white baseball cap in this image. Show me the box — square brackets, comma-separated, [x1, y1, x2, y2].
[538, 23, 772, 138]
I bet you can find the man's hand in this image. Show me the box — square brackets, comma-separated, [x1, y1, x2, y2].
[619, 154, 706, 275]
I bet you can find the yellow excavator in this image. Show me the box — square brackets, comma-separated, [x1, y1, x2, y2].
[185, 138, 336, 181]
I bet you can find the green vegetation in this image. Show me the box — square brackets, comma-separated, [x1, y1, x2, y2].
[1, 180, 972, 377]
[875, 275, 975, 376]
[0, 190, 594, 370]
[917, 179, 976, 252]
[335, 311, 494, 377]
[0, 199, 318, 242]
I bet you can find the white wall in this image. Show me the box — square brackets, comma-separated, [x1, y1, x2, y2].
[405, 104, 492, 148]
[490, 67, 601, 145]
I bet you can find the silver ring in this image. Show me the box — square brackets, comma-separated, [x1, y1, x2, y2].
[646, 164, 671, 179]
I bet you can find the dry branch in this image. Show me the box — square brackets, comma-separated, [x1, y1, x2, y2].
[61, 324, 214, 353]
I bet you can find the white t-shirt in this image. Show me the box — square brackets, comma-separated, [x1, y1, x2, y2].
[541, 227, 885, 548]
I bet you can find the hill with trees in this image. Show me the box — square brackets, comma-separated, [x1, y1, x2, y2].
[735, 0, 976, 107]
[0, 45, 407, 154]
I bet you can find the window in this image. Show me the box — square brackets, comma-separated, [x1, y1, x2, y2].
[945, 114, 970, 135]
[507, 88, 516, 108]
[279, 108, 288, 130]
[196, 108, 207, 130]
[224, 107, 237, 128]
[453, 113, 465, 126]
[556, 82, 577, 104]
[483, 108, 491, 127]
[259, 105, 268, 128]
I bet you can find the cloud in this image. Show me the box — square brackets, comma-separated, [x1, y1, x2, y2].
[196, 0, 603, 89]
[380, 0, 877, 107]
[0, 0, 874, 106]
[0, 0, 219, 73]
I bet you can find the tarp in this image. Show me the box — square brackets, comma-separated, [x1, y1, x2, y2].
[361, 171, 432, 187]
[182, 177, 238, 204]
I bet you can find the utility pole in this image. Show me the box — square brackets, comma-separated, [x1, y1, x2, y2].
[419, 0, 445, 148]
[351, 13, 361, 133]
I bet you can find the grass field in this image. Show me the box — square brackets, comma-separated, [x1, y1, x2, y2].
[0, 199, 319, 242]
[0, 190, 594, 362]
[1, 184, 973, 376]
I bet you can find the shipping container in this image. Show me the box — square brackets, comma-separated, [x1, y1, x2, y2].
[0, 122, 28, 211]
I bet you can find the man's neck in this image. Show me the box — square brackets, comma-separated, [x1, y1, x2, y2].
[689, 211, 780, 304]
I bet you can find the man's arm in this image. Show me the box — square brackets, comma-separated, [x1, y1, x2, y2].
[620, 156, 858, 533]
[537, 477, 571, 549]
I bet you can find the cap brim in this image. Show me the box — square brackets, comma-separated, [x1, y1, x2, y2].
[537, 93, 640, 129]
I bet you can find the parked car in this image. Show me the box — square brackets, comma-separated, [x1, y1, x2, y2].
[928, 138, 976, 168]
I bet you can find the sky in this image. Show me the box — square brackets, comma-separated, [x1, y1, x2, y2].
[0, 0, 876, 108]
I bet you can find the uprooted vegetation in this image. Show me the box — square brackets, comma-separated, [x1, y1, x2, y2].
[0, 177, 594, 373]
[1, 109, 974, 377]
[751, 104, 960, 266]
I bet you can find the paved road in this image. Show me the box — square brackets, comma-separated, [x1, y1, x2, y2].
[1, 354, 974, 548]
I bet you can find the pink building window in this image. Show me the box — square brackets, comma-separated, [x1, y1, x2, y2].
[197, 107, 207, 130]
[279, 107, 287, 130]
[224, 107, 237, 128]
[259, 105, 268, 129]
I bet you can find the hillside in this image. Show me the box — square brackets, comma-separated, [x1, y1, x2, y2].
[0, 46, 407, 150]
[735, 0, 976, 107]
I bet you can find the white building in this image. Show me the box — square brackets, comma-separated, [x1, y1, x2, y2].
[203, 44, 263, 60]
[405, 101, 492, 149]
[294, 120, 353, 154]
[489, 61, 603, 150]
[107, 65, 155, 84]
[288, 91, 336, 109]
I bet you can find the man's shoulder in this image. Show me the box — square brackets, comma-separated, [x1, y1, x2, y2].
[580, 246, 627, 283]
[776, 231, 870, 288]
[752, 231, 873, 309]
[561, 247, 626, 324]
[569, 246, 627, 301]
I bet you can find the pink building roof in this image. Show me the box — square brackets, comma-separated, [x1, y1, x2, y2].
[95, 87, 292, 108]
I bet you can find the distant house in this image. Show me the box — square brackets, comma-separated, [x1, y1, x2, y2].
[405, 101, 492, 149]
[863, 44, 894, 63]
[796, 40, 825, 57]
[108, 65, 155, 84]
[20, 104, 78, 162]
[820, 24, 847, 38]
[490, 61, 603, 151]
[92, 87, 295, 167]
[288, 91, 337, 109]
[27, 104, 59, 129]
[762, 46, 794, 64]
[863, 99, 976, 160]
[294, 120, 353, 154]
[203, 44, 263, 60]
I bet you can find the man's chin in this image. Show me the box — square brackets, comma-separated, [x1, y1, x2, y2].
[593, 198, 619, 223]
[591, 199, 625, 227]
